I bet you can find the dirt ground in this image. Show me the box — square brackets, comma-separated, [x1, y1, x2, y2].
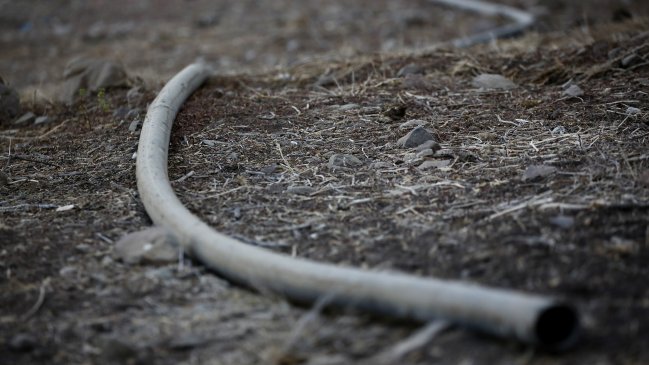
[1, 1, 649, 364]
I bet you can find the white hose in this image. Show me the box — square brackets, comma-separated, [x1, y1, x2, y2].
[136, 62, 578, 349]
[427, 0, 535, 47]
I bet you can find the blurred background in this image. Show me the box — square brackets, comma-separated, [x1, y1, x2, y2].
[1, 0, 648, 91]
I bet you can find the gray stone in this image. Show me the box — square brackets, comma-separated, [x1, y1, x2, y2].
[416, 149, 435, 158]
[125, 108, 141, 119]
[59, 58, 129, 104]
[13, 112, 35, 126]
[549, 215, 574, 229]
[114, 227, 179, 264]
[472, 74, 517, 90]
[415, 139, 441, 152]
[8, 333, 37, 353]
[287, 185, 316, 195]
[126, 86, 143, 107]
[522, 165, 557, 182]
[551, 126, 566, 135]
[337, 103, 360, 111]
[328, 154, 363, 169]
[562, 84, 584, 98]
[34, 116, 53, 125]
[621, 53, 642, 68]
[128, 120, 141, 132]
[399, 119, 426, 129]
[418, 159, 451, 170]
[626, 106, 641, 116]
[397, 63, 424, 77]
[397, 126, 436, 148]
[0, 82, 21, 124]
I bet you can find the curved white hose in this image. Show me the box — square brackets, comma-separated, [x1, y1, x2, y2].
[136, 62, 578, 349]
[428, 0, 535, 47]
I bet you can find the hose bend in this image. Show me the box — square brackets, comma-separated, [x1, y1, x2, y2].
[136, 63, 577, 349]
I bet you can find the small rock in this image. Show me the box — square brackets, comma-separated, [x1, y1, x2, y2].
[551, 126, 566, 135]
[328, 154, 363, 169]
[397, 126, 436, 148]
[621, 53, 642, 68]
[608, 47, 623, 60]
[112, 106, 129, 119]
[9, 333, 37, 353]
[472, 74, 517, 90]
[126, 86, 143, 107]
[260, 164, 278, 174]
[315, 74, 336, 88]
[399, 119, 426, 129]
[13, 112, 36, 126]
[337, 103, 360, 112]
[522, 165, 557, 182]
[286, 185, 316, 195]
[34, 116, 53, 125]
[397, 63, 424, 77]
[114, 227, 180, 264]
[549, 215, 574, 229]
[370, 161, 393, 169]
[128, 120, 141, 132]
[124, 107, 140, 119]
[0, 81, 21, 124]
[626, 106, 641, 116]
[418, 159, 451, 170]
[415, 139, 441, 152]
[562, 84, 584, 98]
[201, 139, 218, 147]
[416, 149, 435, 158]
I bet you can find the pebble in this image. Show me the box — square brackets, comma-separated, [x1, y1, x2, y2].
[471, 74, 517, 90]
[549, 215, 575, 229]
[34, 116, 53, 125]
[370, 161, 393, 169]
[399, 119, 426, 129]
[328, 154, 363, 169]
[621, 54, 641, 68]
[562, 84, 584, 98]
[418, 159, 451, 170]
[126, 108, 142, 120]
[128, 120, 141, 132]
[415, 139, 441, 153]
[397, 126, 436, 148]
[9, 333, 37, 353]
[114, 227, 180, 264]
[13, 112, 35, 126]
[416, 149, 435, 158]
[551, 126, 567, 135]
[336, 103, 360, 112]
[626, 106, 641, 116]
[396, 63, 424, 78]
[522, 165, 557, 182]
[0, 81, 21, 124]
[126, 86, 143, 107]
[286, 185, 316, 195]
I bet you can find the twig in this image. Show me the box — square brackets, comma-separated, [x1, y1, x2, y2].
[21, 277, 50, 321]
[362, 321, 450, 365]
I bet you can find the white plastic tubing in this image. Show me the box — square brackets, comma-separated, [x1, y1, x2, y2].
[136, 62, 579, 350]
[428, 0, 535, 47]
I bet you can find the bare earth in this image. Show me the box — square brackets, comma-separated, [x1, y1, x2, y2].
[1, 1, 649, 364]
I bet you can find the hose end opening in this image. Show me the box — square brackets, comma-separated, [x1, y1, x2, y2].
[535, 304, 580, 350]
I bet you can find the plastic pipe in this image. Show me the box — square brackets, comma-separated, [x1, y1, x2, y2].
[427, 0, 535, 47]
[136, 63, 578, 350]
